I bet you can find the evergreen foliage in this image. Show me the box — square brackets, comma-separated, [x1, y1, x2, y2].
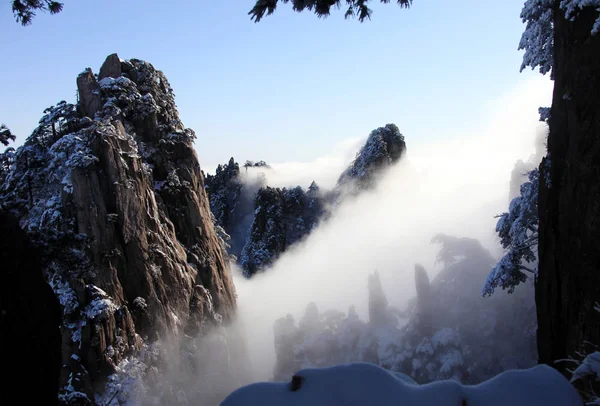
[249, 0, 412, 22]
[12, 0, 63, 25]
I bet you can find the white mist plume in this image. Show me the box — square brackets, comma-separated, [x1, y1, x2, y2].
[239, 136, 364, 190]
[232, 75, 553, 381]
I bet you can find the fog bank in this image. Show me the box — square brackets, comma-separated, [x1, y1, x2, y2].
[232, 76, 552, 380]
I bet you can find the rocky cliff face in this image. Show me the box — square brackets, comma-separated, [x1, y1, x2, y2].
[205, 156, 326, 277]
[210, 124, 406, 277]
[204, 157, 261, 258]
[0, 54, 236, 403]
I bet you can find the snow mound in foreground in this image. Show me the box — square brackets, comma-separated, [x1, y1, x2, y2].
[221, 362, 582, 406]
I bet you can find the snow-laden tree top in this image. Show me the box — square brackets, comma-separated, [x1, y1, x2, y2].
[221, 362, 582, 406]
[520, 0, 600, 76]
[337, 123, 406, 191]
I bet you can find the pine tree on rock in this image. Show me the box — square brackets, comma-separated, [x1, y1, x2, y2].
[30, 101, 80, 148]
[337, 123, 406, 193]
[0, 148, 16, 186]
[0, 124, 15, 147]
[240, 184, 325, 276]
[205, 157, 243, 231]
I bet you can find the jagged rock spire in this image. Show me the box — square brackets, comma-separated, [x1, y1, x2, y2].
[0, 54, 237, 402]
[368, 270, 389, 326]
[414, 264, 432, 336]
[76, 68, 102, 119]
[98, 53, 122, 81]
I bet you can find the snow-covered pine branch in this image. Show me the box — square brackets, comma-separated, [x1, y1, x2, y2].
[484, 169, 539, 296]
[519, 0, 554, 75]
[520, 0, 600, 77]
[0, 124, 16, 146]
[561, 0, 600, 35]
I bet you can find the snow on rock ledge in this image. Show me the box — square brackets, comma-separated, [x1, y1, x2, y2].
[221, 363, 582, 406]
[0, 53, 237, 403]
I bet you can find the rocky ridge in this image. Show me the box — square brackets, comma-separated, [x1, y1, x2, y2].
[205, 123, 406, 277]
[0, 54, 237, 403]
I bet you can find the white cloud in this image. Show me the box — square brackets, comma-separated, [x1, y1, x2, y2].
[234, 136, 364, 190]
[231, 75, 553, 380]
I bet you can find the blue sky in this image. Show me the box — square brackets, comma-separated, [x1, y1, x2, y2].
[0, 0, 542, 171]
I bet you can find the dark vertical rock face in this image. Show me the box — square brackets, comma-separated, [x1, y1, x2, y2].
[239, 186, 287, 276]
[98, 53, 122, 81]
[76, 68, 102, 119]
[0, 210, 62, 405]
[204, 157, 258, 257]
[0, 54, 236, 402]
[414, 264, 432, 337]
[205, 158, 243, 232]
[368, 271, 390, 326]
[537, 7, 600, 370]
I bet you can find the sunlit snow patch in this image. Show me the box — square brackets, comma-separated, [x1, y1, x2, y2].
[221, 362, 581, 406]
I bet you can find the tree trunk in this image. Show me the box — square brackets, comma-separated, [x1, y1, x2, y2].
[536, 4, 600, 373]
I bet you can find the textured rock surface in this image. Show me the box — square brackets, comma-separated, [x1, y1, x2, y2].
[0, 54, 236, 402]
[205, 158, 243, 231]
[98, 53, 122, 81]
[414, 264, 432, 336]
[76, 68, 102, 119]
[204, 157, 258, 258]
